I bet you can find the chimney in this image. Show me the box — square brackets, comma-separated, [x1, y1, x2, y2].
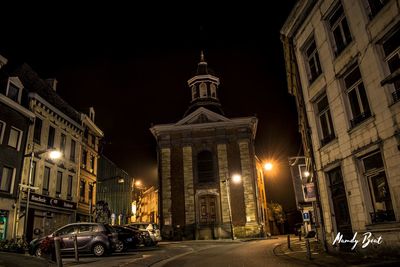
[0, 55, 8, 69]
[46, 78, 58, 91]
[89, 107, 95, 122]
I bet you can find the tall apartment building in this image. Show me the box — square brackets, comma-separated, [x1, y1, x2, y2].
[76, 108, 104, 222]
[0, 56, 35, 240]
[11, 64, 83, 241]
[281, 0, 400, 250]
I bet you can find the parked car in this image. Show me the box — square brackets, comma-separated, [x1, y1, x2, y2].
[124, 224, 153, 247]
[29, 222, 118, 257]
[111, 225, 144, 252]
[128, 222, 162, 245]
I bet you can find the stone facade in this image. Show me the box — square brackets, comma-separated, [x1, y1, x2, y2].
[151, 54, 267, 240]
[281, 0, 400, 252]
[76, 108, 103, 222]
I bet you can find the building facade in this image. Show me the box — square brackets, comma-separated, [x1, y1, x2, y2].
[151, 53, 267, 240]
[0, 55, 35, 240]
[135, 186, 159, 224]
[281, 0, 400, 250]
[12, 64, 82, 241]
[76, 108, 104, 222]
[97, 155, 133, 225]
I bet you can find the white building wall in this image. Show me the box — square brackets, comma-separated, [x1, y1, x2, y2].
[285, 0, 400, 247]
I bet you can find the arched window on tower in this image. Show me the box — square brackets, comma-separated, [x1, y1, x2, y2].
[210, 84, 217, 99]
[197, 151, 215, 183]
[192, 85, 198, 100]
[199, 82, 207, 98]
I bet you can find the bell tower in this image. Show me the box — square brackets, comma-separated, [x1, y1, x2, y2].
[184, 51, 224, 116]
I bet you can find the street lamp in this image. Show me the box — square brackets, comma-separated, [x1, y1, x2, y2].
[221, 174, 241, 240]
[21, 148, 62, 241]
[264, 162, 273, 171]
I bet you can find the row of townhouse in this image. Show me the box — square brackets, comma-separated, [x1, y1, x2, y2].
[281, 0, 400, 251]
[0, 56, 103, 242]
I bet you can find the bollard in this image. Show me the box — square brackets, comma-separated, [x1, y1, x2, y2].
[287, 234, 291, 250]
[306, 238, 312, 260]
[299, 232, 301, 241]
[73, 235, 79, 263]
[54, 237, 63, 267]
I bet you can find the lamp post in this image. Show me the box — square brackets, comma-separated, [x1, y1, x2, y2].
[21, 148, 62, 241]
[222, 174, 241, 240]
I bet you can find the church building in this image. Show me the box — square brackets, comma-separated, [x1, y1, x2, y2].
[150, 52, 268, 240]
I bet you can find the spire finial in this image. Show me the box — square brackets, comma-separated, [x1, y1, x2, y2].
[200, 50, 205, 62]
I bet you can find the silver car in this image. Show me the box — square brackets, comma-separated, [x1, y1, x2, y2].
[128, 222, 161, 245]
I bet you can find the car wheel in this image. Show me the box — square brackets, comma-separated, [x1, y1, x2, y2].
[114, 240, 124, 253]
[34, 247, 42, 257]
[92, 243, 106, 257]
[144, 238, 152, 247]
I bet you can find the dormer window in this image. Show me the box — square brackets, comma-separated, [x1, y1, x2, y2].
[6, 77, 23, 103]
[7, 83, 20, 102]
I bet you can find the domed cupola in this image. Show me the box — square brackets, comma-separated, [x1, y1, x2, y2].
[184, 51, 224, 116]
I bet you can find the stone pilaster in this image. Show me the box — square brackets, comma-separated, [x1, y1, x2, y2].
[238, 141, 256, 223]
[217, 144, 230, 223]
[161, 148, 172, 225]
[183, 146, 195, 224]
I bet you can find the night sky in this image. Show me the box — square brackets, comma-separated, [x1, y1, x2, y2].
[1, 2, 300, 211]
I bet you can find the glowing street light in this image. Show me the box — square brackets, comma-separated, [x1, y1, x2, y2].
[222, 174, 242, 240]
[303, 170, 310, 178]
[264, 162, 273, 171]
[20, 148, 62, 241]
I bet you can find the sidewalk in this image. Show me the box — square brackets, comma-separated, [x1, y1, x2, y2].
[273, 235, 400, 267]
[0, 252, 51, 267]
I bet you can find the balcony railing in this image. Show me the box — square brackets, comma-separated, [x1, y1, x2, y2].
[392, 89, 400, 104]
[370, 210, 396, 224]
[350, 110, 371, 128]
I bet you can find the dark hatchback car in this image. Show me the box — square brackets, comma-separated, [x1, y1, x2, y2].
[111, 225, 144, 252]
[124, 225, 153, 247]
[29, 223, 118, 257]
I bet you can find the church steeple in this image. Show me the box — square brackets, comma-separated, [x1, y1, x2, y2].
[184, 51, 224, 116]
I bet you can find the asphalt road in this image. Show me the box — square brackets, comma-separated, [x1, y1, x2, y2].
[157, 238, 309, 267]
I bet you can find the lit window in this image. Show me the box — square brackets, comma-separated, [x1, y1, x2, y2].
[328, 5, 352, 56]
[344, 65, 371, 128]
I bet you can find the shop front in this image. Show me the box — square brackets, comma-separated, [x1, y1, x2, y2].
[20, 193, 77, 241]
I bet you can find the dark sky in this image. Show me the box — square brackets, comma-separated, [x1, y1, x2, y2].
[1, 2, 301, 211]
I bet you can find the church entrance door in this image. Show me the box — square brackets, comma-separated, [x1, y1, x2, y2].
[199, 195, 217, 225]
